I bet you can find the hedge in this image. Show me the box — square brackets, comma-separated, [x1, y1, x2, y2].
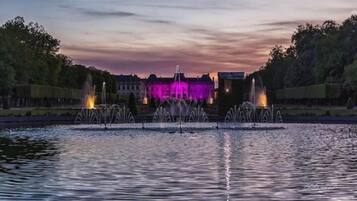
[275, 84, 342, 100]
[14, 85, 119, 101]
[14, 85, 82, 99]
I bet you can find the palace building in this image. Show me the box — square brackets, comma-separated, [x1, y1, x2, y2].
[146, 72, 214, 103]
[116, 74, 146, 102]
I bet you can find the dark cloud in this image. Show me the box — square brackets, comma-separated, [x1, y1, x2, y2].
[259, 20, 324, 29]
[143, 19, 175, 25]
[118, 3, 235, 11]
[79, 9, 137, 18]
[58, 4, 138, 18]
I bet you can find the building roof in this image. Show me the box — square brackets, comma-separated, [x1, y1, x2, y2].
[116, 74, 141, 82]
[146, 73, 213, 83]
[218, 72, 245, 80]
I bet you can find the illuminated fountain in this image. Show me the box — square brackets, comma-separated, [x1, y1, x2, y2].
[82, 75, 96, 109]
[74, 75, 98, 123]
[75, 78, 135, 126]
[150, 67, 210, 132]
[152, 99, 208, 123]
[152, 67, 209, 124]
[75, 70, 282, 131]
[225, 78, 283, 123]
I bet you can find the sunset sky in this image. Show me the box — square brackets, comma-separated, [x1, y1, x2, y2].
[1, 0, 356, 77]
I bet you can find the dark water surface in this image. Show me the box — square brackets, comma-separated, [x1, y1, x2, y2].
[1, 124, 357, 200]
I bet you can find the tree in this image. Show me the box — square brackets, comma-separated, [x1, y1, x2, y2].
[128, 93, 137, 116]
[0, 16, 60, 85]
[0, 61, 15, 109]
[290, 23, 322, 86]
[344, 57, 357, 90]
[250, 15, 357, 89]
[261, 45, 295, 90]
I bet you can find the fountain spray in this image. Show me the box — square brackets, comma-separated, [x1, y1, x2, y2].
[102, 82, 107, 130]
[175, 65, 183, 133]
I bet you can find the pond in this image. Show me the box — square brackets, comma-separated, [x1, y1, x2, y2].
[0, 124, 357, 200]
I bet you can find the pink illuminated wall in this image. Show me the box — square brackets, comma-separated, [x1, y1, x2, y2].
[147, 81, 213, 102]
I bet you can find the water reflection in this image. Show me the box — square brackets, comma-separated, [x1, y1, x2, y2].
[0, 130, 60, 200]
[0, 124, 357, 200]
[223, 133, 231, 201]
[0, 134, 59, 173]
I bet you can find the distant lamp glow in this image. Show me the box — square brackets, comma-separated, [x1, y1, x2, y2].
[143, 96, 148, 105]
[209, 97, 214, 105]
[225, 88, 230, 93]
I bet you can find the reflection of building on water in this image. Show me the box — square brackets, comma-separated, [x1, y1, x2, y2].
[224, 133, 232, 201]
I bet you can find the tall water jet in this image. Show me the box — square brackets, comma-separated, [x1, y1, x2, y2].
[250, 77, 268, 108]
[101, 82, 107, 129]
[174, 65, 183, 132]
[82, 74, 96, 109]
[101, 82, 106, 105]
[250, 78, 256, 106]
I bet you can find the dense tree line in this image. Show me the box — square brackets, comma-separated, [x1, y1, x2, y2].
[249, 15, 357, 99]
[0, 17, 117, 102]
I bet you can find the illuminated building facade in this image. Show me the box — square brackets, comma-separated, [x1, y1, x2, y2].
[116, 75, 146, 102]
[146, 73, 214, 103]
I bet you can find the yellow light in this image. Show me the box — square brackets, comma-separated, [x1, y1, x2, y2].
[85, 95, 96, 109]
[256, 90, 267, 108]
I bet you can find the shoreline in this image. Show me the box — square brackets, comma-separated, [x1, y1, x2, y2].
[1, 115, 357, 129]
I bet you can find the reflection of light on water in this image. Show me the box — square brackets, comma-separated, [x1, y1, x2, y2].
[85, 95, 96, 109]
[224, 133, 231, 201]
[256, 89, 267, 108]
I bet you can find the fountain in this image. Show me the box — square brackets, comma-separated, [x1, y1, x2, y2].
[152, 66, 209, 123]
[75, 69, 282, 131]
[149, 66, 211, 132]
[152, 99, 209, 123]
[82, 74, 96, 110]
[224, 77, 283, 123]
[75, 78, 135, 126]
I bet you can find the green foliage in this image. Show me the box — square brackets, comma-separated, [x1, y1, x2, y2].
[0, 16, 118, 97]
[275, 84, 342, 100]
[251, 15, 357, 92]
[128, 93, 137, 116]
[0, 16, 60, 85]
[15, 85, 82, 99]
[347, 97, 354, 109]
[0, 61, 15, 109]
[0, 61, 15, 92]
[261, 45, 295, 90]
[344, 58, 357, 90]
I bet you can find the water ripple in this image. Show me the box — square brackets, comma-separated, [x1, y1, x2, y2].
[0, 124, 357, 200]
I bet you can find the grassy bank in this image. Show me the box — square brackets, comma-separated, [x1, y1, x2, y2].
[279, 106, 357, 117]
[1, 106, 357, 118]
[0, 108, 79, 117]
